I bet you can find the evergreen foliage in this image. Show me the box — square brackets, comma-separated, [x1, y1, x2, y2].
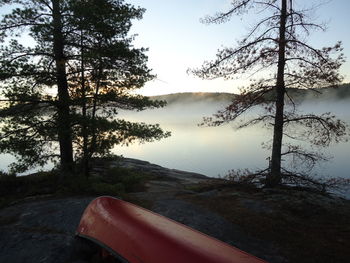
[0, 0, 169, 174]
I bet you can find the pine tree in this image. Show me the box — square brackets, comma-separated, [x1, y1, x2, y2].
[191, 0, 347, 187]
[66, 0, 170, 176]
[0, 0, 74, 173]
[0, 0, 169, 174]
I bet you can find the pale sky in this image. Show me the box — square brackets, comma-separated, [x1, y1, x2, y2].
[1, 1, 349, 96]
[128, 0, 350, 95]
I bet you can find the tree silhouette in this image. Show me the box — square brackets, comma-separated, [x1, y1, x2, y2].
[0, 0, 74, 173]
[66, 0, 170, 176]
[0, 0, 169, 175]
[191, 0, 347, 187]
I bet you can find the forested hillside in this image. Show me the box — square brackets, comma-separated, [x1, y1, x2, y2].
[152, 84, 350, 105]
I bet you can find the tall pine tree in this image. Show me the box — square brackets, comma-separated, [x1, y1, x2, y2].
[67, 0, 169, 176]
[0, 0, 74, 173]
[0, 0, 169, 175]
[191, 0, 347, 187]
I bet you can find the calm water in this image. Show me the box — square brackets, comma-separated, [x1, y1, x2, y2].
[114, 99, 350, 180]
[0, 98, 349, 181]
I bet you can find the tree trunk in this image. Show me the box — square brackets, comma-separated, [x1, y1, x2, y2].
[266, 0, 287, 187]
[89, 65, 102, 160]
[80, 30, 90, 177]
[52, 0, 74, 175]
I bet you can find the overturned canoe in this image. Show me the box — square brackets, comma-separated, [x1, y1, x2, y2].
[76, 196, 267, 263]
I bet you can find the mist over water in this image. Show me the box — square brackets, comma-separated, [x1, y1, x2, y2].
[114, 96, 350, 180]
[0, 93, 348, 183]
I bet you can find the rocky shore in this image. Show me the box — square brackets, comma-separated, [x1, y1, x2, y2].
[0, 157, 349, 263]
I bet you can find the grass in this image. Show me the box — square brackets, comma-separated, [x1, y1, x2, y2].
[0, 165, 154, 208]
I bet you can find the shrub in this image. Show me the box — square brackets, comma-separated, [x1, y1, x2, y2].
[90, 183, 125, 196]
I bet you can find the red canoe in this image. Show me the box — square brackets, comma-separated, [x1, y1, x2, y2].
[76, 196, 267, 263]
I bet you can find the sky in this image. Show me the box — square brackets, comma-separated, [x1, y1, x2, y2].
[0, 0, 349, 96]
[127, 0, 350, 95]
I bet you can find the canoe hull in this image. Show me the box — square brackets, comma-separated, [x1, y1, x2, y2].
[76, 196, 267, 263]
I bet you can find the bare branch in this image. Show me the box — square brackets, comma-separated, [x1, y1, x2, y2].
[200, 0, 252, 24]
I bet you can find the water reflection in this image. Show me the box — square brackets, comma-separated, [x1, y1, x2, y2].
[114, 124, 270, 177]
[114, 99, 350, 179]
[0, 98, 348, 181]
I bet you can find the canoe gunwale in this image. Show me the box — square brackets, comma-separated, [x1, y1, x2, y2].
[75, 233, 129, 263]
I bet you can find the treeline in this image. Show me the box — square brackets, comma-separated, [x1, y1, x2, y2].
[153, 84, 350, 105]
[269, 83, 350, 102]
[151, 92, 236, 105]
[0, 0, 169, 176]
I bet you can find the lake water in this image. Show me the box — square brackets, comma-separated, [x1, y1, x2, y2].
[0, 98, 349, 183]
[114, 98, 350, 181]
